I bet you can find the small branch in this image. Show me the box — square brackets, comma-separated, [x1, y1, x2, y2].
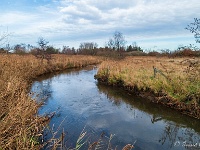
[153, 66, 169, 80]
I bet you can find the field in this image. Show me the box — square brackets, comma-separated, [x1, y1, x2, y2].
[95, 56, 200, 118]
[0, 54, 200, 149]
[0, 54, 101, 149]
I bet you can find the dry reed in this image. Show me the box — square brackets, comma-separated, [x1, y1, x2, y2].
[95, 56, 200, 118]
[0, 54, 101, 149]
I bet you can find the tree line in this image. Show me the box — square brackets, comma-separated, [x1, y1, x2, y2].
[0, 31, 143, 55]
[0, 18, 200, 57]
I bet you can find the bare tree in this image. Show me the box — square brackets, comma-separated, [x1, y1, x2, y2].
[107, 31, 126, 51]
[186, 18, 200, 43]
[37, 37, 49, 50]
[34, 37, 51, 62]
[79, 42, 98, 50]
[62, 46, 76, 55]
[0, 33, 8, 46]
[0, 27, 10, 51]
[107, 38, 115, 50]
[78, 42, 98, 55]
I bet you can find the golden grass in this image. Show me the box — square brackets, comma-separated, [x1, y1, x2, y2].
[0, 54, 101, 149]
[0, 54, 199, 148]
[96, 56, 200, 104]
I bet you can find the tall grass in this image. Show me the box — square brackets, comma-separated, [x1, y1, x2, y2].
[0, 54, 101, 149]
[47, 126, 134, 150]
[95, 56, 200, 118]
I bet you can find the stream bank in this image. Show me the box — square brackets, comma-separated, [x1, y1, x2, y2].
[94, 75, 200, 119]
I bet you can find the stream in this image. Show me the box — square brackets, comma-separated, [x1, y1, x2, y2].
[30, 66, 200, 150]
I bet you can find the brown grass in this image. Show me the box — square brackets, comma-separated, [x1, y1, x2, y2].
[0, 54, 101, 149]
[95, 56, 200, 118]
[1, 54, 199, 148]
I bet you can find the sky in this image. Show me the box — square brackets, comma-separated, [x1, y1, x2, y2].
[0, 0, 200, 51]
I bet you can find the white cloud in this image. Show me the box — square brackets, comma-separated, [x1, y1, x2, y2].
[0, 12, 36, 25]
[1, 0, 200, 49]
[58, 0, 200, 31]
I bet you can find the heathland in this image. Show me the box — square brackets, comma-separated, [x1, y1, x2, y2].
[0, 54, 199, 149]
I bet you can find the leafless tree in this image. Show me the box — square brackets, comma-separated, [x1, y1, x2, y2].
[107, 31, 126, 51]
[107, 38, 115, 50]
[0, 27, 10, 51]
[186, 18, 200, 43]
[78, 42, 98, 55]
[79, 42, 98, 50]
[37, 37, 49, 50]
[34, 37, 51, 62]
[62, 46, 76, 55]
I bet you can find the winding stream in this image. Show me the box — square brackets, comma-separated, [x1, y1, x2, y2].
[30, 66, 200, 150]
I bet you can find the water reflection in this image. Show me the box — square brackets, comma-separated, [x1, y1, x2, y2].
[30, 67, 200, 150]
[97, 83, 200, 149]
[31, 79, 52, 103]
[97, 83, 200, 129]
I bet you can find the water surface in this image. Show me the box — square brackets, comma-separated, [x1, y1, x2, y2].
[31, 66, 200, 150]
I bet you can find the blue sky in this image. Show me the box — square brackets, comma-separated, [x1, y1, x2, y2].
[0, 0, 200, 50]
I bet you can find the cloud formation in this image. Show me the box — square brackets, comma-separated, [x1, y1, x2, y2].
[1, 0, 200, 49]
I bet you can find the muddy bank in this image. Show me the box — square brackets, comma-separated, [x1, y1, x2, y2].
[94, 75, 200, 119]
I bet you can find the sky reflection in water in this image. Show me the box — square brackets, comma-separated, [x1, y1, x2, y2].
[31, 67, 200, 150]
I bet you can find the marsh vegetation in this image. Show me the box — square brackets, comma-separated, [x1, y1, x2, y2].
[95, 56, 200, 118]
[0, 54, 101, 149]
[0, 53, 199, 149]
